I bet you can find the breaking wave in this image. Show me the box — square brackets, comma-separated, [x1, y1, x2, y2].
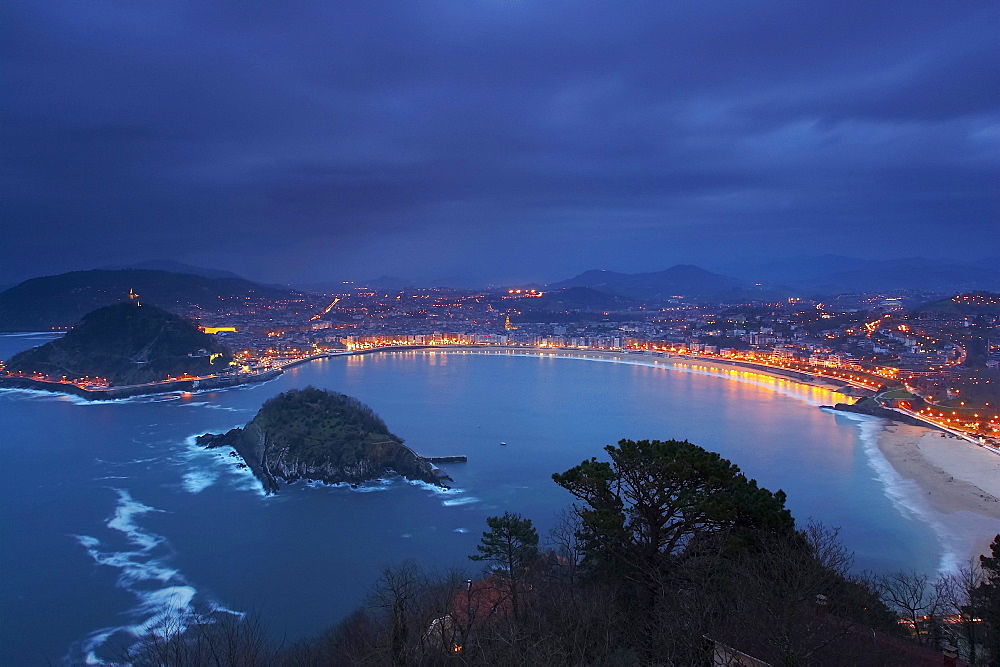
[838, 411, 962, 574]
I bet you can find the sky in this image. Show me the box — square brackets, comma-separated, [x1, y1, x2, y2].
[3, 1, 998, 287]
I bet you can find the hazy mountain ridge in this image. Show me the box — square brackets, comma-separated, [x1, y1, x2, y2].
[551, 265, 747, 300]
[552, 257, 999, 301]
[721, 255, 999, 294]
[0, 269, 302, 332]
[800, 260, 1000, 294]
[101, 260, 248, 281]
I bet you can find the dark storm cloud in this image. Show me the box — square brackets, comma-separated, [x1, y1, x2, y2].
[2, 1, 997, 285]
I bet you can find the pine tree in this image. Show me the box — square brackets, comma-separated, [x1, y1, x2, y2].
[470, 512, 539, 621]
[978, 534, 1000, 665]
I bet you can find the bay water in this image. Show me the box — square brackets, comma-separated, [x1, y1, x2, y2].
[0, 338, 955, 664]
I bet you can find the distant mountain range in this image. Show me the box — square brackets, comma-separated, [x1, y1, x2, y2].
[719, 255, 999, 294]
[552, 256, 998, 300]
[0, 269, 302, 332]
[101, 260, 248, 281]
[551, 265, 752, 300]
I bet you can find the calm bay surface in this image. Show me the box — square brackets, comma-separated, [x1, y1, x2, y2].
[0, 339, 951, 664]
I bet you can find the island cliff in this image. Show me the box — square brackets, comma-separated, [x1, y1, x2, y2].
[198, 387, 445, 493]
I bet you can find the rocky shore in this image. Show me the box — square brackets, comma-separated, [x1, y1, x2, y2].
[821, 396, 941, 429]
[198, 387, 446, 493]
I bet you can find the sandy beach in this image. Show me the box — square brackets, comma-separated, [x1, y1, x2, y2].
[419, 346, 1000, 567]
[434, 346, 855, 393]
[875, 423, 1000, 564]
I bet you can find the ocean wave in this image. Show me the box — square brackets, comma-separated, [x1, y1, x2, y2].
[840, 411, 963, 574]
[402, 479, 481, 507]
[182, 469, 220, 494]
[453, 527, 470, 533]
[408, 479, 465, 495]
[181, 432, 266, 497]
[441, 496, 480, 507]
[0, 385, 262, 408]
[68, 489, 241, 664]
[351, 481, 395, 492]
[0, 387, 94, 405]
[177, 401, 251, 412]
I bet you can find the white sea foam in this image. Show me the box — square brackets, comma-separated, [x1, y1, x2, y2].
[69, 489, 249, 663]
[181, 431, 267, 496]
[442, 496, 480, 507]
[182, 469, 220, 494]
[351, 481, 394, 492]
[409, 479, 464, 495]
[68, 488, 242, 664]
[178, 401, 250, 412]
[453, 527, 470, 533]
[0, 387, 93, 405]
[835, 411, 966, 574]
[105, 490, 163, 550]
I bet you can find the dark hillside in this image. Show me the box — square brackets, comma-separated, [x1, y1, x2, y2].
[4, 301, 232, 385]
[0, 269, 301, 331]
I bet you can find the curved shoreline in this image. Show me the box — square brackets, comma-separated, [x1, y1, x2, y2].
[404, 346, 1000, 567]
[414, 345, 856, 392]
[7, 341, 998, 566]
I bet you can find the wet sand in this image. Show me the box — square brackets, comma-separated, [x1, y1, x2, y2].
[876, 423, 1000, 565]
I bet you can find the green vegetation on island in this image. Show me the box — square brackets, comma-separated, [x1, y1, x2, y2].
[198, 387, 444, 493]
[3, 301, 232, 386]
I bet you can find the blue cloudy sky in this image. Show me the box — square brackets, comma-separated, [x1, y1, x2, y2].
[3, 1, 997, 285]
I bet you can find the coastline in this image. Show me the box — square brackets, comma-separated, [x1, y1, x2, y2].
[423, 346, 859, 394]
[0, 368, 281, 400]
[0, 346, 428, 401]
[8, 341, 997, 566]
[419, 346, 1000, 568]
[874, 423, 1000, 566]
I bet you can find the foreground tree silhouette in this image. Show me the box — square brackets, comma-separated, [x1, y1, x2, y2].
[469, 512, 539, 622]
[552, 438, 794, 654]
[553, 439, 794, 576]
[978, 534, 1000, 665]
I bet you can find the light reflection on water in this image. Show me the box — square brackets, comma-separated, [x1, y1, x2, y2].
[0, 342, 960, 664]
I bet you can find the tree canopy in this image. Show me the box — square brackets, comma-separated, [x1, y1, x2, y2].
[552, 438, 794, 577]
[470, 512, 539, 621]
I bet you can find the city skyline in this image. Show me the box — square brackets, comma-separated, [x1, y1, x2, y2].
[3, 2, 998, 286]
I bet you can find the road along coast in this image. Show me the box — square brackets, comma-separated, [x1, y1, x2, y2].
[425, 345, 858, 393]
[417, 346, 1000, 567]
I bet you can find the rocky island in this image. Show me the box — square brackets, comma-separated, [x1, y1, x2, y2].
[2, 300, 233, 387]
[198, 387, 446, 493]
